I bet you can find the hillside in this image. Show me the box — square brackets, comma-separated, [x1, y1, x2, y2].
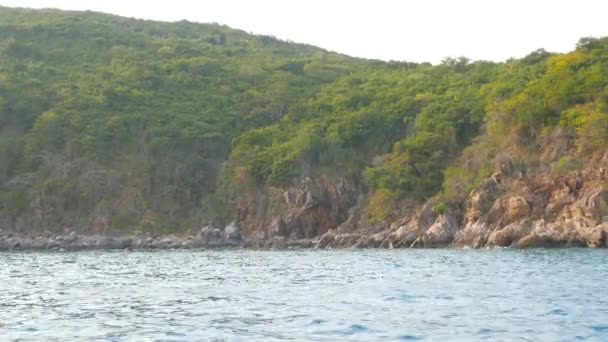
[1, 7, 607, 248]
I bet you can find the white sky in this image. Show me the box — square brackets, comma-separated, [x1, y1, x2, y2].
[1, 0, 607, 63]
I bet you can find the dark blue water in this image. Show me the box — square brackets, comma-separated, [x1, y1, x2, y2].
[1, 249, 607, 341]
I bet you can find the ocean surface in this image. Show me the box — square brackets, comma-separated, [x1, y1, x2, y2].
[1, 249, 607, 341]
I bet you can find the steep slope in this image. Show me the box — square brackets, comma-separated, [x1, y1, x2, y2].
[0, 6, 367, 235]
[319, 40, 608, 248]
[0, 7, 607, 248]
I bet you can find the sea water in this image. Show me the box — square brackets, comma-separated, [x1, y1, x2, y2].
[1, 249, 607, 341]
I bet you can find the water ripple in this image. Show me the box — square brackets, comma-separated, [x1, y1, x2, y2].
[0, 249, 607, 341]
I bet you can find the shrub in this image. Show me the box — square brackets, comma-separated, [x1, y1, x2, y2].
[433, 202, 448, 215]
[550, 155, 581, 176]
[364, 188, 397, 223]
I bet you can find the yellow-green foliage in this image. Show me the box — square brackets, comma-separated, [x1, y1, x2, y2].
[550, 156, 582, 176]
[433, 202, 448, 215]
[562, 101, 608, 153]
[364, 188, 397, 224]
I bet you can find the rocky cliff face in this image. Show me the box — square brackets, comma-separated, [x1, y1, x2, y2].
[227, 176, 363, 247]
[3, 155, 607, 250]
[312, 153, 608, 249]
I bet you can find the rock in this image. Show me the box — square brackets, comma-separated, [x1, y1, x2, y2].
[229, 176, 361, 244]
[180, 238, 193, 248]
[44, 238, 60, 250]
[503, 196, 532, 223]
[381, 202, 436, 248]
[269, 218, 289, 237]
[4, 237, 22, 250]
[199, 226, 223, 245]
[158, 237, 178, 248]
[465, 178, 505, 224]
[269, 236, 288, 249]
[143, 237, 155, 247]
[411, 214, 458, 248]
[352, 236, 382, 249]
[486, 221, 533, 247]
[334, 196, 365, 234]
[65, 231, 78, 242]
[577, 189, 608, 222]
[514, 233, 554, 248]
[287, 239, 316, 249]
[452, 220, 489, 248]
[576, 224, 608, 248]
[317, 231, 336, 248]
[517, 221, 586, 248]
[317, 231, 361, 248]
[224, 222, 241, 241]
[112, 237, 132, 249]
[466, 192, 534, 246]
[131, 236, 144, 248]
[545, 184, 576, 218]
[100, 236, 117, 248]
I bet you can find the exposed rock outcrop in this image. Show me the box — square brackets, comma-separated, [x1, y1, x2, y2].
[3, 158, 607, 250]
[450, 175, 608, 248]
[230, 176, 363, 243]
[308, 155, 608, 249]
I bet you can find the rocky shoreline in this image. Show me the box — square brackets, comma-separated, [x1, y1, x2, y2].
[2, 220, 607, 251]
[2, 229, 605, 251]
[3, 165, 608, 251]
[0, 233, 321, 251]
[0, 223, 319, 251]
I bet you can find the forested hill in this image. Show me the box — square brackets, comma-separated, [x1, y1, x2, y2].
[0, 6, 367, 232]
[1, 7, 607, 245]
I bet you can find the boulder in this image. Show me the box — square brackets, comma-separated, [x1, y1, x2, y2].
[411, 214, 458, 248]
[224, 222, 241, 241]
[199, 226, 223, 244]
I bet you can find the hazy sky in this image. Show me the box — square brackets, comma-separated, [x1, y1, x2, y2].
[2, 0, 607, 63]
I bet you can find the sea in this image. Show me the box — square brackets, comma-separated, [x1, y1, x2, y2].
[1, 249, 607, 341]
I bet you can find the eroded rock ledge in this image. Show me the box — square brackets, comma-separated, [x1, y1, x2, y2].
[0, 222, 318, 251]
[318, 172, 608, 249]
[0, 222, 237, 251]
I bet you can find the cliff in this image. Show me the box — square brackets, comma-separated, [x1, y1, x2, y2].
[318, 155, 608, 249]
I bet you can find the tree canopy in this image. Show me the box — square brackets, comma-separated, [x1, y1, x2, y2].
[0, 6, 606, 233]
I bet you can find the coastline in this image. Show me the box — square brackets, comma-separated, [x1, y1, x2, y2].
[1, 231, 605, 251]
[0, 232, 318, 251]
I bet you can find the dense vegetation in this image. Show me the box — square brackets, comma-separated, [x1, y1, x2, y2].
[1, 6, 606, 234]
